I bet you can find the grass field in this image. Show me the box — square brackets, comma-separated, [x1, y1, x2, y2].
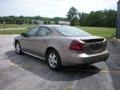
[0, 24, 35, 28]
[0, 24, 116, 39]
[0, 29, 26, 34]
[78, 27, 115, 39]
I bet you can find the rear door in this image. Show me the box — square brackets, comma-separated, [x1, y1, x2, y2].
[32, 26, 52, 57]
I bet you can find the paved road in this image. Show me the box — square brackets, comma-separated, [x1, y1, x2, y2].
[0, 28, 25, 30]
[0, 35, 120, 90]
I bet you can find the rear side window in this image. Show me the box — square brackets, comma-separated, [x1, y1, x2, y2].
[37, 27, 52, 37]
[55, 26, 91, 37]
[27, 27, 39, 37]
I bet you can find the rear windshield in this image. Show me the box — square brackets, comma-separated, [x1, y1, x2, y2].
[54, 26, 91, 37]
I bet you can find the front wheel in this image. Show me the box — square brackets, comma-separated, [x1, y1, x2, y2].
[47, 49, 62, 71]
[15, 42, 23, 55]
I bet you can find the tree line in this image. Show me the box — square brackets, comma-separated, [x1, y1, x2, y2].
[0, 16, 67, 25]
[0, 7, 117, 28]
[67, 7, 117, 27]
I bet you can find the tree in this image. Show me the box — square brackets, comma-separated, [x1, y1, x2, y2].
[34, 16, 41, 20]
[67, 7, 79, 26]
[0, 17, 3, 24]
[79, 10, 116, 27]
[104, 10, 117, 27]
[78, 12, 89, 26]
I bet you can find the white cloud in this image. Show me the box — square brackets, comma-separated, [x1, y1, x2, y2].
[0, 0, 118, 17]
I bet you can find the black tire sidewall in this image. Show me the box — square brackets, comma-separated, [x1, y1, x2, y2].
[47, 49, 62, 70]
[15, 42, 22, 54]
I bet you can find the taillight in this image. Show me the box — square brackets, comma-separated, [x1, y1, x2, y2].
[69, 40, 84, 51]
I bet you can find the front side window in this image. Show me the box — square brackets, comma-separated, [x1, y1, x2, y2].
[37, 27, 51, 37]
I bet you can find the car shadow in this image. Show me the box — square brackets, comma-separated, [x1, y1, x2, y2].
[5, 50, 101, 81]
[107, 41, 120, 90]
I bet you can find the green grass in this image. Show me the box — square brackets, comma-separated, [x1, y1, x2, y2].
[0, 24, 35, 28]
[77, 26, 115, 39]
[0, 29, 26, 34]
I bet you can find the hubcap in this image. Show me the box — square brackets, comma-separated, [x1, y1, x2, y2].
[48, 53, 57, 68]
[16, 43, 20, 53]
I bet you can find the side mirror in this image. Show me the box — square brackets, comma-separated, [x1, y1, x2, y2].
[21, 33, 28, 37]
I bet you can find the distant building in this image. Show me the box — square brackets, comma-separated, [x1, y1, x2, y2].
[32, 20, 44, 25]
[117, 0, 120, 38]
[58, 21, 70, 25]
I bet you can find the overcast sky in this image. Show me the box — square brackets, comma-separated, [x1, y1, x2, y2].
[0, 0, 118, 18]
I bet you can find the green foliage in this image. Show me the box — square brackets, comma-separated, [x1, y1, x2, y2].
[78, 13, 89, 26]
[33, 21, 39, 24]
[0, 16, 67, 25]
[67, 7, 79, 26]
[67, 7, 116, 27]
[79, 10, 117, 27]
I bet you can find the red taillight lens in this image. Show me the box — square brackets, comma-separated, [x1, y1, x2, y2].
[69, 40, 84, 51]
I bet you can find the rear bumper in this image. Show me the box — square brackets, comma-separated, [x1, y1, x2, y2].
[60, 50, 109, 66]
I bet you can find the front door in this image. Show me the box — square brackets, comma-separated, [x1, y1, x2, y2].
[20, 27, 39, 53]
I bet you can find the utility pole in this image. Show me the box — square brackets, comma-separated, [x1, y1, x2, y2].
[3, 21, 6, 31]
[117, 0, 120, 38]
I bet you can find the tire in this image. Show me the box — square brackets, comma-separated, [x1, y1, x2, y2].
[46, 49, 62, 71]
[15, 41, 23, 55]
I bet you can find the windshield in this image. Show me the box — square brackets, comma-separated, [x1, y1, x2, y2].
[55, 26, 91, 37]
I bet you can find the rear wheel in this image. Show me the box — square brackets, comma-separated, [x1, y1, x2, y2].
[15, 42, 23, 55]
[46, 49, 62, 70]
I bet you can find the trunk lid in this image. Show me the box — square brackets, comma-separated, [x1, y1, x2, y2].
[78, 36, 107, 54]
